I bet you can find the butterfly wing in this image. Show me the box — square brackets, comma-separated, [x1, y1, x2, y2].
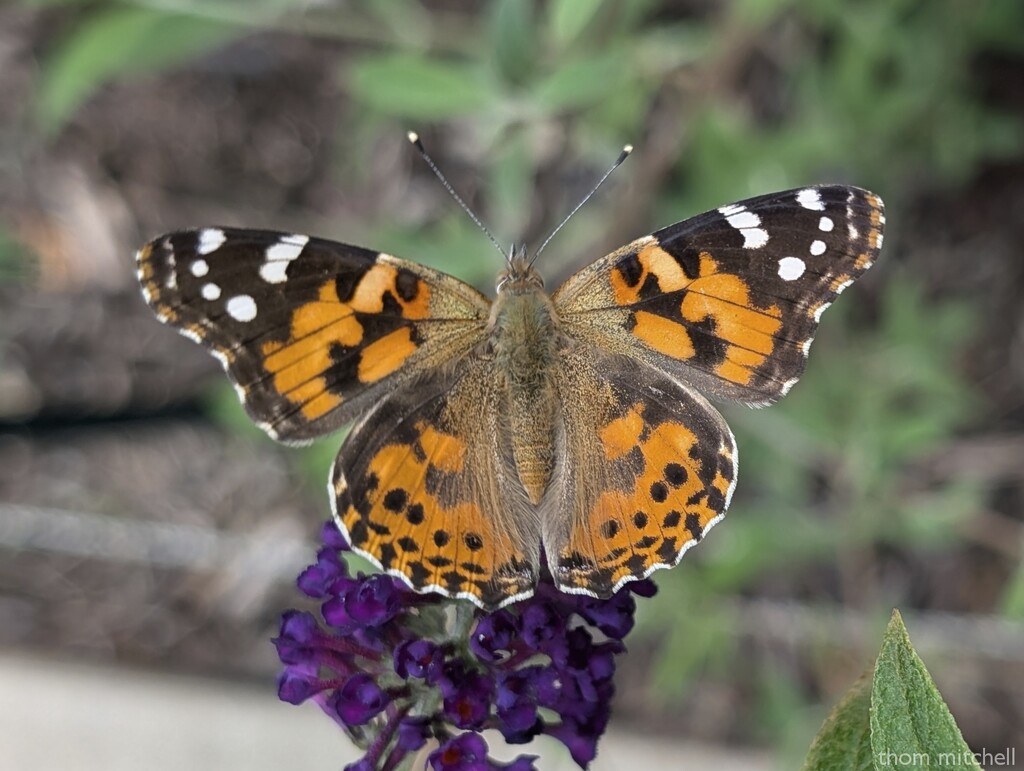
[331, 356, 540, 609]
[137, 228, 491, 442]
[553, 186, 884, 405]
[544, 346, 736, 598]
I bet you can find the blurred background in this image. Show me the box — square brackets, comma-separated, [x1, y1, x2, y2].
[1, 0, 1023, 768]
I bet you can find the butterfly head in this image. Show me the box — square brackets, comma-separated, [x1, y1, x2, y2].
[496, 245, 544, 293]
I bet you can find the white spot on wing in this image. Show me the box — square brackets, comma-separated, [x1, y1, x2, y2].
[834, 278, 854, 295]
[268, 233, 309, 259]
[165, 252, 177, 290]
[181, 327, 203, 344]
[813, 302, 831, 322]
[809, 239, 826, 256]
[818, 216, 834, 232]
[726, 211, 760, 229]
[720, 206, 768, 247]
[260, 234, 309, 284]
[201, 282, 221, 300]
[780, 377, 799, 396]
[802, 337, 814, 356]
[259, 261, 289, 284]
[777, 256, 806, 281]
[797, 188, 825, 211]
[197, 228, 226, 255]
[742, 228, 769, 248]
[876, 232, 884, 248]
[226, 294, 257, 322]
[190, 259, 209, 277]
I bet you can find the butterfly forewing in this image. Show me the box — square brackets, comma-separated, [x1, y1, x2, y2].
[137, 227, 491, 442]
[553, 185, 884, 405]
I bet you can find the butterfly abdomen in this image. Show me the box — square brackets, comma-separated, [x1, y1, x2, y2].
[490, 281, 561, 504]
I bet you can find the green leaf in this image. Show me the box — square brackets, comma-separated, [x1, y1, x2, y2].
[38, 7, 245, 133]
[802, 671, 874, 771]
[532, 52, 625, 112]
[490, 0, 536, 84]
[546, 0, 605, 48]
[870, 610, 980, 770]
[348, 53, 494, 119]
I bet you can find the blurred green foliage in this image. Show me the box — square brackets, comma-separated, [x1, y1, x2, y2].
[36, 4, 247, 132]
[0, 227, 30, 283]
[20, 0, 1024, 759]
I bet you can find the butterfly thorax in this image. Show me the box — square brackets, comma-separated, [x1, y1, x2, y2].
[490, 256, 561, 504]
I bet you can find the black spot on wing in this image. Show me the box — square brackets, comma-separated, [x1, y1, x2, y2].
[616, 253, 643, 287]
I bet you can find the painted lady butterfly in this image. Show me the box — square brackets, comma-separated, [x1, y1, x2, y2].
[137, 149, 883, 609]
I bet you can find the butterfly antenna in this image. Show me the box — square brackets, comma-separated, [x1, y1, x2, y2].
[532, 144, 633, 265]
[407, 132, 509, 264]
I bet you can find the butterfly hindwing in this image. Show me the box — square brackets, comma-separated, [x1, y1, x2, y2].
[553, 186, 884, 405]
[331, 356, 542, 608]
[137, 228, 491, 442]
[545, 345, 736, 597]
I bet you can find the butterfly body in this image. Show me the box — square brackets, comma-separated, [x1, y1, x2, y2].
[136, 184, 884, 609]
[488, 254, 563, 504]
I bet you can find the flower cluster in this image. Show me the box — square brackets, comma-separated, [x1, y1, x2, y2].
[275, 521, 655, 770]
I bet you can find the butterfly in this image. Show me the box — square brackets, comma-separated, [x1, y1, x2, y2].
[136, 176, 883, 610]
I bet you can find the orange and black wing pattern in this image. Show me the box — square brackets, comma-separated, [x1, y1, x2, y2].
[546, 346, 736, 598]
[554, 186, 884, 405]
[331, 357, 541, 609]
[137, 227, 491, 442]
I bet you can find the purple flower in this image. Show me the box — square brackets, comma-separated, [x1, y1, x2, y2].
[394, 639, 444, 682]
[277, 661, 323, 704]
[495, 668, 544, 741]
[298, 546, 349, 597]
[440, 664, 494, 730]
[323, 573, 402, 631]
[396, 716, 432, 752]
[470, 610, 519, 662]
[321, 520, 350, 551]
[520, 600, 569, 663]
[428, 734, 540, 771]
[273, 610, 319, 662]
[574, 591, 638, 639]
[428, 732, 489, 771]
[332, 673, 389, 726]
[548, 719, 603, 768]
[276, 520, 654, 770]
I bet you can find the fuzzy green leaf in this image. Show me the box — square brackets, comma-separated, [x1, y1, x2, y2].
[802, 671, 874, 771]
[870, 610, 980, 771]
